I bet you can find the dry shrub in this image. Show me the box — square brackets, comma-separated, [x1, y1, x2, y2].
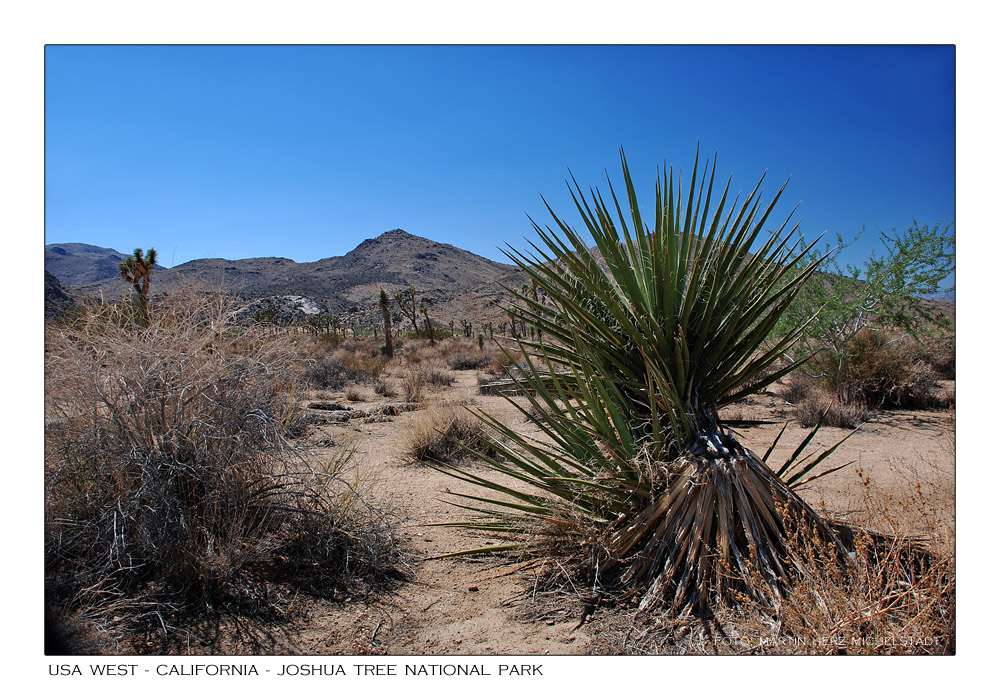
[404, 405, 500, 464]
[486, 345, 524, 376]
[728, 515, 952, 654]
[474, 345, 529, 396]
[826, 329, 942, 409]
[448, 351, 488, 370]
[374, 377, 396, 398]
[777, 372, 816, 404]
[305, 343, 385, 390]
[794, 395, 871, 429]
[413, 336, 491, 370]
[778, 372, 870, 429]
[914, 334, 955, 380]
[44, 291, 409, 650]
[397, 338, 432, 364]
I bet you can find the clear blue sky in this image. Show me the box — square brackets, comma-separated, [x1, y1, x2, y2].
[45, 45, 955, 273]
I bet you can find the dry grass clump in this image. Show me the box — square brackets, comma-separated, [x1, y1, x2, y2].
[393, 362, 453, 402]
[403, 405, 501, 464]
[44, 292, 409, 652]
[590, 531, 953, 655]
[423, 363, 455, 388]
[794, 395, 871, 429]
[777, 373, 870, 428]
[399, 367, 426, 402]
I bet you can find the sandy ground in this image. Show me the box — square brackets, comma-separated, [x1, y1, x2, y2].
[270, 370, 954, 656]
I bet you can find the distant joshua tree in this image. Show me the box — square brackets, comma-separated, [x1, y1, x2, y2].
[394, 286, 420, 333]
[420, 302, 435, 346]
[119, 247, 157, 308]
[378, 288, 394, 358]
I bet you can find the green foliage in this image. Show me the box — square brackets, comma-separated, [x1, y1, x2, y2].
[772, 222, 954, 401]
[500, 150, 822, 457]
[436, 150, 846, 613]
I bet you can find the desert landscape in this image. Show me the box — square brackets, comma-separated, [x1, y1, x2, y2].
[43, 216, 956, 656]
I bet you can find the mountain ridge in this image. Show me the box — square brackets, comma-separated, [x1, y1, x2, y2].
[46, 229, 529, 326]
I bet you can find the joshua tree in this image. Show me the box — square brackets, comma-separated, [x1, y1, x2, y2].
[439, 150, 847, 614]
[378, 288, 394, 358]
[394, 286, 420, 333]
[119, 247, 157, 308]
[252, 305, 279, 325]
[505, 307, 518, 339]
[420, 302, 435, 346]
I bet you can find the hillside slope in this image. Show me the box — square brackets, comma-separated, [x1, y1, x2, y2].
[49, 230, 529, 326]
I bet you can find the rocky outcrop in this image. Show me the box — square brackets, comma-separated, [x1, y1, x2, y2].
[44, 270, 76, 318]
[232, 294, 329, 325]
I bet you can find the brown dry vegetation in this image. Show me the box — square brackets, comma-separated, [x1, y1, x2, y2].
[44, 292, 411, 653]
[43, 293, 955, 655]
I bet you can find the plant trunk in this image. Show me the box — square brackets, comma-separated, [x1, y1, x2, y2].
[381, 307, 393, 358]
[605, 427, 846, 614]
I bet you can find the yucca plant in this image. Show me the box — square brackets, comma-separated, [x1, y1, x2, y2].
[437, 149, 849, 614]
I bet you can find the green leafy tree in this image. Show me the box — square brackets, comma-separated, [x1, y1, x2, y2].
[438, 151, 848, 613]
[772, 222, 955, 402]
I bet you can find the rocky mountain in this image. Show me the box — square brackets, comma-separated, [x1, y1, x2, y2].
[47, 230, 529, 326]
[45, 270, 78, 318]
[45, 243, 166, 288]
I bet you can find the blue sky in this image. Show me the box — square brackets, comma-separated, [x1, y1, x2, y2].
[45, 45, 955, 275]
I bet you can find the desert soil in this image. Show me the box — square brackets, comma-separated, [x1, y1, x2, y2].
[264, 371, 955, 656]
